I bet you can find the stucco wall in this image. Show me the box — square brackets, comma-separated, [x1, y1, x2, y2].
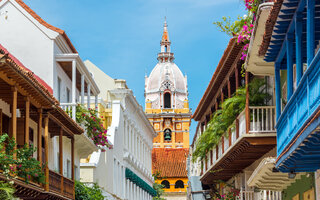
[283, 174, 315, 200]
[0, 0, 56, 87]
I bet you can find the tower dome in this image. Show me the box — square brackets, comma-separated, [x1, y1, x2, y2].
[145, 19, 188, 110]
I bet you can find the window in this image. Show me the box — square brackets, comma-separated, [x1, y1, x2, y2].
[74, 165, 78, 180]
[57, 152, 60, 172]
[175, 180, 184, 188]
[29, 128, 34, 146]
[67, 159, 71, 178]
[57, 77, 61, 102]
[161, 180, 170, 189]
[165, 45, 167, 52]
[164, 129, 172, 141]
[164, 93, 171, 108]
[66, 88, 70, 103]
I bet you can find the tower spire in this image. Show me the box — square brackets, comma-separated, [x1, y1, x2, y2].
[158, 17, 174, 63]
[162, 16, 169, 43]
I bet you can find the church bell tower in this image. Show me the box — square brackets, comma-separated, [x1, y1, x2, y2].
[144, 18, 191, 199]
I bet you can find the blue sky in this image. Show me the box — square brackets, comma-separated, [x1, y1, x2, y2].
[24, 0, 245, 143]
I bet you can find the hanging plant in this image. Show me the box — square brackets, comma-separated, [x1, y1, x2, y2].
[192, 78, 271, 162]
[74, 104, 110, 149]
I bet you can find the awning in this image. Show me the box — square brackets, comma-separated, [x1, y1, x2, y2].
[125, 168, 157, 197]
[247, 157, 305, 191]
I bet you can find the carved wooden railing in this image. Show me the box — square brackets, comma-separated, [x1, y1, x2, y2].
[49, 170, 62, 194]
[49, 170, 74, 199]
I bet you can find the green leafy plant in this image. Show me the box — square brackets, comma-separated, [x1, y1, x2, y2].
[192, 78, 271, 162]
[152, 172, 165, 200]
[213, 0, 262, 62]
[0, 181, 15, 200]
[0, 134, 45, 184]
[75, 180, 104, 200]
[213, 15, 252, 37]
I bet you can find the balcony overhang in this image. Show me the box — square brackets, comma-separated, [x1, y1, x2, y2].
[276, 108, 320, 172]
[245, 2, 275, 76]
[55, 53, 100, 96]
[247, 157, 305, 191]
[75, 133, 99, 159]
[200, 134, 276, 184]
[0, 174, 71, 200]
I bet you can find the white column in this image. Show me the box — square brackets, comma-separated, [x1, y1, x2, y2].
[126, 179, 129, 200]
[134, 184, 137, 200]
[128, 123, 131, 151]
[87, 83, 91, 109]
[138, 137, 141, 161]
[81, 74, 85, 104]
[71, 59, 77, 120]
[123, 167, 126, 199]
[129, 181, 132, 200]
[95, 95, 98, 110]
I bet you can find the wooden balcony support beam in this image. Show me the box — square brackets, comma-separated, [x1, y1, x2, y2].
[44, 114, 49, 191]
[235, 66, 239, 89]
[0, 109, 2, 135]
[24, 97, 30, 145]
[11, 86, 17, 158]
[245, 72, 250, 133]
[71, 137, 75, 199]
[37, 108, 42, 164]
[59, 128, 64, 193]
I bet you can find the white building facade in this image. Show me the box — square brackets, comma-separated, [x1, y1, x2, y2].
[80, 61, 157, 200]
[0, 0, 100, 180]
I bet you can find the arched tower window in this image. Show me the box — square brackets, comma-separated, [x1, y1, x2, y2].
[164, 129, 172, 141]
[161, 180, 170, 189]
[165, 45, 167, 52]
[164, 92, 171, 108]
[175, 180, 184, 188]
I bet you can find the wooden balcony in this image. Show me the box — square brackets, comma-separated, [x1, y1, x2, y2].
[201, 106, 276, 184]
[276, 50, 320, 172]
[49, 170, 74, 199]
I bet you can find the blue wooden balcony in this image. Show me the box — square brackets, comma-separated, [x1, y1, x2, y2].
[265, 0, 320, 172]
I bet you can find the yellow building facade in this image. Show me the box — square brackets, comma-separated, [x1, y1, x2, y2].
[145, 19, 191, 199]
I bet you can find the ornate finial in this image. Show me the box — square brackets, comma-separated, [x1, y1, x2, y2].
[164, 16, 167, 27]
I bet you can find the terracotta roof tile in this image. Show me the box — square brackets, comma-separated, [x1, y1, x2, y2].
[258, 0, 284, 56]
[152, 148, 188, 178]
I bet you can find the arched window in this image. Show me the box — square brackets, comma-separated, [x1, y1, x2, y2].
[161, 180, 170, 189]
[175, 180, 184, 188]
[165, 45, 167, 52]
[164, 129, 172, 141]
[164, 92, 171, 108]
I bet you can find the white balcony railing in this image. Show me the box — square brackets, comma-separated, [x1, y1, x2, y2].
[204, 106, 276, 173]
[240, 190, 254, 200]
[60, 103, 77, 120]
[259, 190, 282, 200]
[239, 190, 281, 200]
[249, 106, 276, 133]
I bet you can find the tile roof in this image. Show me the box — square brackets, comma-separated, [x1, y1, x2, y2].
[152, 148, 188, 178]
[258, 0, 284, 56]
[0, 0, 77, 53]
